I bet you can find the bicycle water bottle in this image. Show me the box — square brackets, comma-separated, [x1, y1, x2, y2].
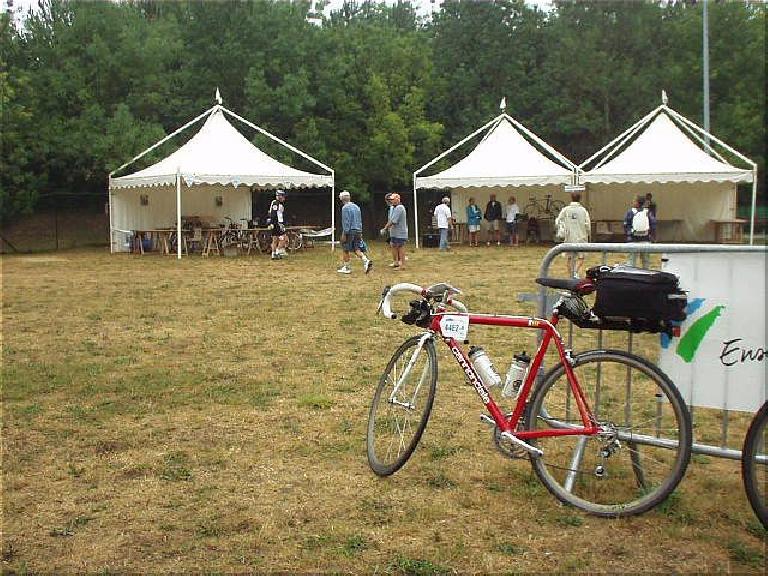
[502, 351, 531, 398]
[468, 346, 501, 387]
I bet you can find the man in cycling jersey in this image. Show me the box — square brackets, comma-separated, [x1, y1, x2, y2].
[267, 189, 287, 260]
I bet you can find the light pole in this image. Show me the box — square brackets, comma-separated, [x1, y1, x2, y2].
[702, 0, 710, 149]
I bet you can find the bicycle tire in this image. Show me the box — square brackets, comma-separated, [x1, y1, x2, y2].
[548, 200, 565, 217]
[742, 401, 768, 528]
[525, 349, 692, 517]
[367, 335, 438, 476]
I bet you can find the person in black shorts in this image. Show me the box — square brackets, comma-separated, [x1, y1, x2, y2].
[267, 189, 287, 260]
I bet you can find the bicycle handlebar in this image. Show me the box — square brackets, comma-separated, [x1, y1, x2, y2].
[379, 282, 467, 320]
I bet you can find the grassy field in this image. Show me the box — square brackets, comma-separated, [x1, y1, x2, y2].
[2, 244, 765, 573]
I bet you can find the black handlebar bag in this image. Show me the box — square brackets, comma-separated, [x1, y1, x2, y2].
[586, 265, 687, 327]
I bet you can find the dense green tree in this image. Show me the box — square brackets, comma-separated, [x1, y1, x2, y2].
[0, 0, 763, 225]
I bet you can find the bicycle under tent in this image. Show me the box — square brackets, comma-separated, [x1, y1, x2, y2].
[530, 242, 767, 464]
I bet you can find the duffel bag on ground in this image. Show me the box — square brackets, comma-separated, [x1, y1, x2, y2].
[586, 264, 687, 326]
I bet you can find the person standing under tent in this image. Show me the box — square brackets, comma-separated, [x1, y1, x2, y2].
[485, 193, 503, 246]
[381, 193, 408, 270]
[267, 189, 288, 260]
[505, 195, 520, 247]
[337, 190, 373, 274]
[433, 196, 454, 252]
[624, 196, 653, 269]
[554, 191, 591, 278]
[466, 198, 483, 247]
[645, 192, 658, 242]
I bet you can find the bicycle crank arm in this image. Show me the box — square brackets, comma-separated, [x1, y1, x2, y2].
[499, 431, 543, 458]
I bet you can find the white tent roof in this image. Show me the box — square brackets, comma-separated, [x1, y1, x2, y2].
[415, 115, 575, 189]
[581, 108, 753, 184]
[110, 106, 333, 189]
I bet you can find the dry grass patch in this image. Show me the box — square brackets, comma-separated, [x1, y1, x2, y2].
[2, 245, 764, 573]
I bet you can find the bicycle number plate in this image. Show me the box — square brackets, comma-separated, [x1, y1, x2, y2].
[439, 315, 469, 341]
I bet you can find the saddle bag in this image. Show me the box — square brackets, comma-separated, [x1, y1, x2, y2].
[584, 265, 687, 333]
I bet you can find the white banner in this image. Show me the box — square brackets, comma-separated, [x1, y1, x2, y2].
[659, 252, 766, 413]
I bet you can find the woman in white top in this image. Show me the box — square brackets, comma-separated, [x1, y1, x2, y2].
[433, 197, 453, 251]
[505, 196, 520, 247]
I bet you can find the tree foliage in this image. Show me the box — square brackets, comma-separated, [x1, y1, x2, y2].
[1, 0, 764, 223]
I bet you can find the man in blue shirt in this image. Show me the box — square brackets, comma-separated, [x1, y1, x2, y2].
[337, 190, 372, 274]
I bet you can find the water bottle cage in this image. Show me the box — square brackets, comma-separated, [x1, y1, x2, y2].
[401, 299, 433, 328]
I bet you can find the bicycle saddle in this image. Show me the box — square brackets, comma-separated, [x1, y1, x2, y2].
[535, 277, 595, 295]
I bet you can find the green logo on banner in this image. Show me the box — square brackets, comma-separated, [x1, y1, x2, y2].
[676, 305, 725, 363]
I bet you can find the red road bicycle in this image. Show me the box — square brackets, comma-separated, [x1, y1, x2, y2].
[368, 279, 692, 517]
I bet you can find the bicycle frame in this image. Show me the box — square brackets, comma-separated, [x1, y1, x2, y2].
[427, 310, 600, 440]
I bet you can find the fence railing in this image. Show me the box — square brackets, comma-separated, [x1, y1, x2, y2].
[536, 241, 767, 461]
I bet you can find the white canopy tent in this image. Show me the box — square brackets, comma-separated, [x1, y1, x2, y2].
[109, 96, 334, 257]
[579, 97, 757, 243]
[413, 110, 576, 247]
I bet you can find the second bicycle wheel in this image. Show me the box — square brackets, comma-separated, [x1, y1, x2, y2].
[742, 401, 768, 528]
[526, 349, 691, 517]
[367, 335, 438, 476]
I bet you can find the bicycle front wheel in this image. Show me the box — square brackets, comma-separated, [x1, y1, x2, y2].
[367, 335, 438, 476]
[526, 349, 692, 517]
[742, 401, 768, 528]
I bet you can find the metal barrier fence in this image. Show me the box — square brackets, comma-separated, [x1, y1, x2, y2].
[536, 241, 767, 461]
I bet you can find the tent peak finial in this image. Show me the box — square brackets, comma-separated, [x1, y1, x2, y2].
[215, 87, 223, 105]
[500, 97, 506, 112]
[661, 90, 668, 106]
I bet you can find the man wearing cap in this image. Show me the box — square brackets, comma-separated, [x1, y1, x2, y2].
[433, 196, 454, 252]
[267, 189, 287, 260]
[337, 190, 372, 274]
[381, 193, 408, 270]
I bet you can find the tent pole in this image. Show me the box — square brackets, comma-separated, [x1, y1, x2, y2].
[414, 114, 503, 179]
[666, 107, 757, 168]
[176, 169, 182, 259]
[413, 174, 419, 249]
[331, 173, 336, 252]
[109, 105, 218, 178]
[579, 105, 663, 171]
[108, 175, 114, 253]
[505, 114, 576, 172]
[221, 107, 333, 175]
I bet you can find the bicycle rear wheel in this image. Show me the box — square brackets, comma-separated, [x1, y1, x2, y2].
[526, 349, 691, 517]
[742, 401, 768, 528]
[367, 335, 438, 476]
